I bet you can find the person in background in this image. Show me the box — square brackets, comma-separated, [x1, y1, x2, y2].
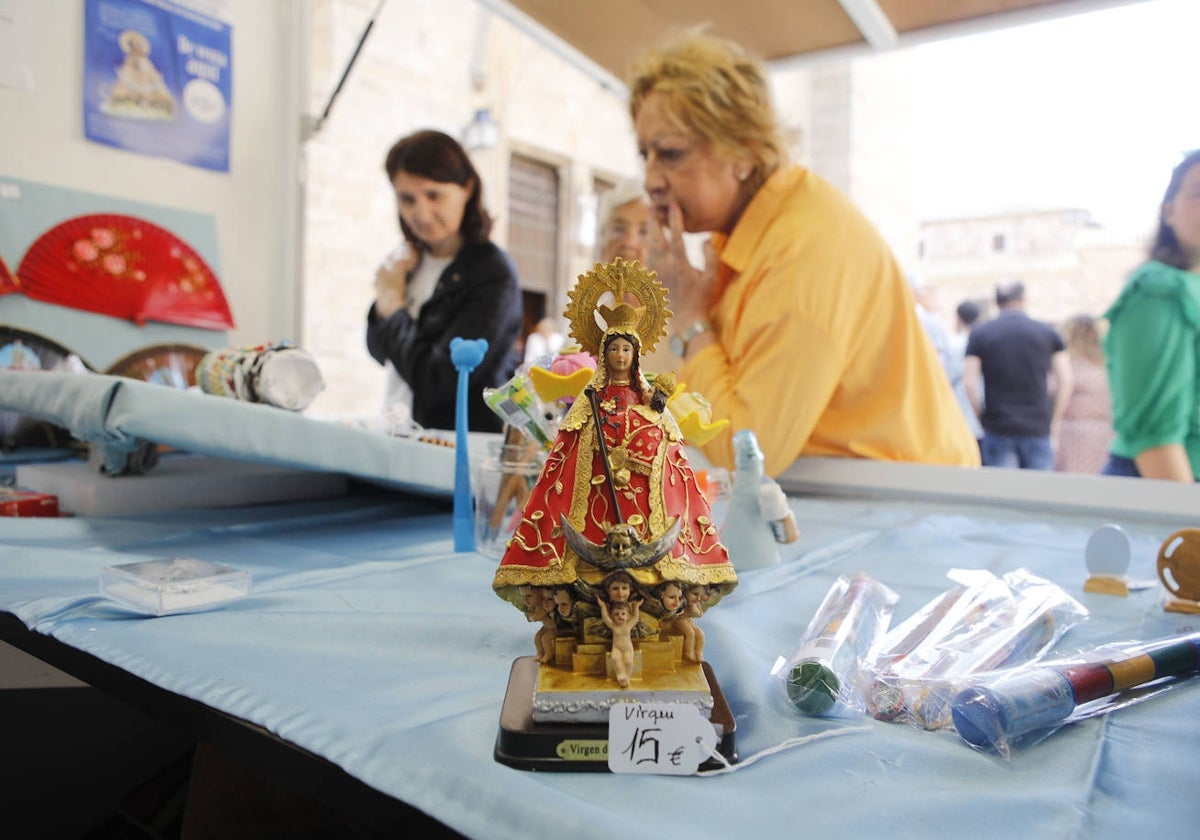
[367, 129, 522, 432]
[963, 281, 1073, 470]
[628, 31, 979, 477]
[598, 179, 652, 265]
[1055, 314, 1112, 474]
[523, 317, 564, 364]
[596, 178, 688, 374]
[910, 275, 953, 376]
[1101, 150, 1200, 482]
[950, 300, 984, 447]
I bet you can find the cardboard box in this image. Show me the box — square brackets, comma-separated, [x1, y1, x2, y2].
[0, 489, 60, 517]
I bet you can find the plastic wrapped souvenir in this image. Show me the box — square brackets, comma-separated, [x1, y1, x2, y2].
[196, 341, 324, 411]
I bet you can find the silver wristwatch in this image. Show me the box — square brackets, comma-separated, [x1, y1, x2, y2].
[669, 319, 710, 357]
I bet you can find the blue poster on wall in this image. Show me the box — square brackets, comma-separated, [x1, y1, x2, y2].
[83, 0, 231, 172]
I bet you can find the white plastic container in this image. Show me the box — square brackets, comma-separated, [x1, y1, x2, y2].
[100, 557, 250, 616]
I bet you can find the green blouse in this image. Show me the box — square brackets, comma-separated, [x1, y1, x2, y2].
[1103, 260, 1200, 478]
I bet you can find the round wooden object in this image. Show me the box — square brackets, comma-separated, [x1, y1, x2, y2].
[1157, 528, 1200, 601]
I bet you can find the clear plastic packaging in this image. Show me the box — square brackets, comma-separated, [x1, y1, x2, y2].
[482, 367, 557, 450]
[866, 568, 1087, 729]
[950, 631, 1200, 758]
[773, 572, 898, 717]
[100, 557, 250, 616]
[196, 341, 324, 411]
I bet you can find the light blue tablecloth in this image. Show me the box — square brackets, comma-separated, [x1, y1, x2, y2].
[2, 493, 1197, 839]
[0, 370, 469, 496]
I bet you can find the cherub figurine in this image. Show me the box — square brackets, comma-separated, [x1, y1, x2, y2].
[520, 585, 557, 664]
[551, 585, 587, 635]
[649, 579, 685, 633]
[597, 597, 643, 687]
[657, 583, 710, 662]
[493, 260, 737, 675]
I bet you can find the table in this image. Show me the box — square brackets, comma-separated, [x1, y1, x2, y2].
[3, 464, 1200, 839]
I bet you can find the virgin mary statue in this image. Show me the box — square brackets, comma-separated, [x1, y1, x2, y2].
[492, 259, 737, 613]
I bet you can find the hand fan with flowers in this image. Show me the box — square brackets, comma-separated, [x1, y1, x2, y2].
[16, 214, 234, 330]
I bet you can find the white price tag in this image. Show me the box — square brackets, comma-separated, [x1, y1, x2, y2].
[607, 702, 719, 775]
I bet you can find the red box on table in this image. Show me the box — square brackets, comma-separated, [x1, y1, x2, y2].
[0, 489, 60, 517]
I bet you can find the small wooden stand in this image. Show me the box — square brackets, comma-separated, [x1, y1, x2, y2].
[494, 656, 737, 772]
[1084, 575, 1131, 596]
[1158, 528, 1200, 614]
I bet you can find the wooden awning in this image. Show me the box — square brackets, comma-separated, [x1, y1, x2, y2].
[487, 0, 1144, 85]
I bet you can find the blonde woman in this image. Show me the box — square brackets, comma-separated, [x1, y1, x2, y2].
[628, 33, 979, 477]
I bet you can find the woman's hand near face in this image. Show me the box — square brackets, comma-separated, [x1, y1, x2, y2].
[374, 247, 417, 319]
[647, 202, 719, 327]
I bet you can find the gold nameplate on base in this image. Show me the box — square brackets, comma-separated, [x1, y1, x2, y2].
[495, 656, 737, 772]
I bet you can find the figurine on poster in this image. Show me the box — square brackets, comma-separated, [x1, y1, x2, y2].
[492, 258, 737, 683]
[103, 29, 176, 119]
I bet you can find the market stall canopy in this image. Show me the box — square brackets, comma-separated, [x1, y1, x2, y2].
[486, 0, 1145, 86]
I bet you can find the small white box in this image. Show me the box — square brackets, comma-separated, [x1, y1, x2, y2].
[100, 557, 251, 616]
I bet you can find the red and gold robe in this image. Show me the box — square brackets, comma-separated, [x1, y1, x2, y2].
[493, 382, 736, 612]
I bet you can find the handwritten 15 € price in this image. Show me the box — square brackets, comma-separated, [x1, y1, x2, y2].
[607, 702, 719, 775]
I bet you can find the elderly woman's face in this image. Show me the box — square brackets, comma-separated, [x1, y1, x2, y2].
[635, 91, 745, 234]
[602, 199, 650, 264]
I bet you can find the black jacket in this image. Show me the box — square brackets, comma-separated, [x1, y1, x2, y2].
[366, 240, 522, 432]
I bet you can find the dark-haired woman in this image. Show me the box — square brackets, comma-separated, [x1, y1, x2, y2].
[366, 129, 521, 432]
[1102, 150, 1200, 481]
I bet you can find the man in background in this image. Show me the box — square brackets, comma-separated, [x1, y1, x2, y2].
[964, 281, 1073, 469]
[950, 300, 984, 447]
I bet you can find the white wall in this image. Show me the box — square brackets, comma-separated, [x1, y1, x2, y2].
[0, 0, 302, 361]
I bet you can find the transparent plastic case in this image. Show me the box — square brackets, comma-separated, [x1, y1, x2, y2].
[100, 557, 250, 616]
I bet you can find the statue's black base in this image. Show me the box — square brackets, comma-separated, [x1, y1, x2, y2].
[493, 656, 737, 772]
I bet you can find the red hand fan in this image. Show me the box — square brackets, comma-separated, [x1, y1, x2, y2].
[0, 326, 93, 449]
[16, 214, 235, 330]
[105, 342, 209, 389]
[0, 256, 17, 295]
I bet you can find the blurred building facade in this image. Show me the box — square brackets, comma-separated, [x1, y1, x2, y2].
[916, 208, 1145, 327]
[301, 1, 1147, 420]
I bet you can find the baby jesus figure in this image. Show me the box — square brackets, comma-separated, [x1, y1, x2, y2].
[597, 597, 642, 687]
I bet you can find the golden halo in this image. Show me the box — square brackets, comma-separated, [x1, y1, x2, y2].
[564, 258, 671, 355]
